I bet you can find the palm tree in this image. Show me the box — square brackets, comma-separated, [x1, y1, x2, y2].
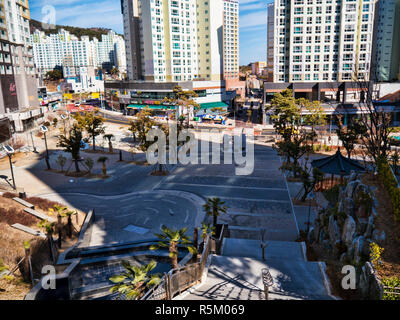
[201, 223, 216, 243]
[48, 204, 68, 217]
[57, 125, 83, 172]
[97, 156, 109, 177]
[38, 220, 56, 263]
[103, 134, 115, 153]
[203, 197, 228, 229]
[109, 260, 161, 300]
[150, 226, 197, 270]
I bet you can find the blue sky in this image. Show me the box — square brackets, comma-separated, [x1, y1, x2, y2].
[30, 0, 271, 65]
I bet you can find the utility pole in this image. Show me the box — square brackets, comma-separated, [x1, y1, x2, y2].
[3, 146, 16, 190]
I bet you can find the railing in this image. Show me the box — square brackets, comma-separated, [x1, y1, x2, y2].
[383, 286, 400, 299]
[141, 235, 213, 300]
[213, 224, 228, 255]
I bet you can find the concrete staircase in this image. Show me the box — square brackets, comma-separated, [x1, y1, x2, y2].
[181, 238, 335, 300]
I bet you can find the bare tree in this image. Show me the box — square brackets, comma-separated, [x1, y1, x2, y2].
[353, 74, 392, 163]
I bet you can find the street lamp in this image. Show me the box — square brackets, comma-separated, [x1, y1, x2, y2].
[3, 145, 16, 190]
[60, 114, 68, 134]
[40, 125, 51, 170]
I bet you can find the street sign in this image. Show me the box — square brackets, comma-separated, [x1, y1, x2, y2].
[40, 125, 48, 133]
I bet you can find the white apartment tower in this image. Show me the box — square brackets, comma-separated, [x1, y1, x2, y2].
[374, 0, 400, 81]
[223, 0, 239, 80]
[121, 0, 239, 82]
[267, 0, 377, 83]
[0, 0, 38, 114]
[31, 29, 126, 77]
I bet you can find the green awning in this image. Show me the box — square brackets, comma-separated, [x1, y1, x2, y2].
[199, 102, 229, 109]
[127, 104, 176, 110]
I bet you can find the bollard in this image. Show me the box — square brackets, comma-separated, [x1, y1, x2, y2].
[119, 150, 123, 162]
[262, 268, 273, 300]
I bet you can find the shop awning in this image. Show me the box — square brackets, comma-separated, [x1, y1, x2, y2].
[127, 104, 176, 110]
[199, 102, 229, 109]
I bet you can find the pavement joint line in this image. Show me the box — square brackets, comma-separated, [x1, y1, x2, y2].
[213, 196, 291, 203]
[146, 207, 160, 214]
[158, 182, 288, 192]
[162, 199, 177, 204]
[223, 211, 294, 217]
[165, 174, 286, 182]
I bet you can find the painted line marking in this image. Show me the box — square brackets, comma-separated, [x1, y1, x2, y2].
[184, 211, 189, 223]
[162, 199, 177, 205]
[159, 182, 287, 192]
[146, 207, 159, 214]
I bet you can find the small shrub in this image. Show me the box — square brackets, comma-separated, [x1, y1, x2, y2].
[382, 277, 400, 300]
[323, 185, 340, 205]
[313, 144, 322, 152]
[84, 157, 94, 174]
[323, 144, 332, 152]
[370, 242, 384, 270]
[377, 158, 400, 220]
[0, 207, 38, 226]
[56, 154, 67, 172]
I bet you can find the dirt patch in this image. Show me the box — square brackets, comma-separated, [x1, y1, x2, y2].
[361, 173, 400, 279]
[306, 242, 361, 300]
[0, 195, 86, 300]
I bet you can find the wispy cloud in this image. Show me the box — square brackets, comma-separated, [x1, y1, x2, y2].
[30, 0, 271, 65]
[30, 0, 123, 33]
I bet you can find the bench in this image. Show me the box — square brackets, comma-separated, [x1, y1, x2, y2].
[13, 197, 35, 209]
[11, 224, 46, 238]
[23, 208, 56, 223]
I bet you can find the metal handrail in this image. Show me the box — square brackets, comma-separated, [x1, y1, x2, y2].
[141, 235, 212, 300]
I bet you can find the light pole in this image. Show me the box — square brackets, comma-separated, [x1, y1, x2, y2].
[3, 145, 16, 190]
[30, 131, 37, 153]
[61, 114, 68, 134]
[41, 125, 51, 170]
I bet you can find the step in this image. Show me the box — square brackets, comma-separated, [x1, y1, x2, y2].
[11, 223, 46, 238]
[13, 197, 35, 209]
[222, 239, 306, 262]
[71, 281, 115, 300]
[228, 226, 298, 242]
[182, 256, 333, 301]
[78, 250, 174, 265]
[23, 208, 56, 223]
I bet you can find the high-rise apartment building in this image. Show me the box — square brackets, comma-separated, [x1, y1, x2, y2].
[121, 0, 239, 82]
[31, 29, 127, 77]
[223, 0, 239, 80]
[374, 0, 400, 81]
[266, 0, 377, 83]
[0, 0, 38, 114]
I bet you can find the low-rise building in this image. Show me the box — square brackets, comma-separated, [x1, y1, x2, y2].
[104, 80, 236, 115]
